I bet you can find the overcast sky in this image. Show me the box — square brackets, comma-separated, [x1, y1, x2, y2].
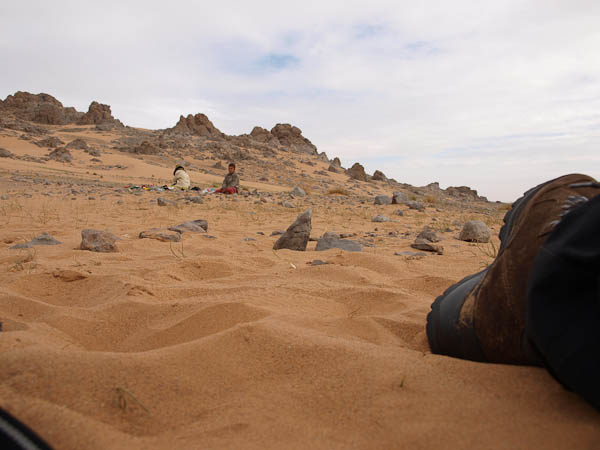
[2, 1, 599, 201]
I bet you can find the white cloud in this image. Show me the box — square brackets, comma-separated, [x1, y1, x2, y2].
[1, 1, 600, 200]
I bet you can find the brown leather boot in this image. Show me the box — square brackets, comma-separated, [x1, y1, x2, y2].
[427, 173, 599, 364]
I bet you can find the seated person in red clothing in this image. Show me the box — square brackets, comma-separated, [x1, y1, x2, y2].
[215, 162, 240, 194]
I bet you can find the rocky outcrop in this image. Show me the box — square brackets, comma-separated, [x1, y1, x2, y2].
[1, 91, 82, 125]
[77, 101, 123, 127]
[48, 147, 73, 163]
[35, 137, 64, 148]
[249, 126, 279, 145]
[372, 170, 388, 182]
[447, 185, 487, 202]
[347, 162, 368, 181]
[168, 113, 224, 138]
[131, 141, 160, 155]
[270, 124, 317, 154]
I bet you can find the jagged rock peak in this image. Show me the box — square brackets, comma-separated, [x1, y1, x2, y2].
[1, 91, 82, 125]
[168, 113, 224, 138]
[270, 123, 317, 154]
[78, 101, 123, 127]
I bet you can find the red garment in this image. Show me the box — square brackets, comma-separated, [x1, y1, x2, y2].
[215, 187, 237, 194]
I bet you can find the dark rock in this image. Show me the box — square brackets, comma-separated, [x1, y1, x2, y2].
[0, 148, 14, 158]
[282, 201, 295, 208]
[168, 219, 208, 233]
[66, 138, 88, 150]
[374, 195, 391, 205]
[10, 232, 62, 249]
[411, 238, 443, 254]
[372, 214, 390, 223]
[331, 157, 342, 167]
[316, 232, 362, 252]
[372, 170, 388, 182]
[80, 229, 119, 252]
[311, 259, 329, 266]
[406, 201, 425, 212]
[35, 136, 64, 148]
[48, 147, 73, 163]
[139, 229, 181, 242]
[273, 209, 312, 251]
[327, 164, 341, 173]
[459, 220, 491, 243]
[395, 251, 427, 257]
[271, 230, 284, 236]
[185, 196, 204, 204]
[290, 186, 306, 197]
[417, 229, 440, 242]
[131, 141, 160, 155]
[394, 209, 404, 216]
[157, 197, 176, 206]
[392, 191, 409, 204]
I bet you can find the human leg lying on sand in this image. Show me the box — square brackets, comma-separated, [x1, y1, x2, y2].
[427, 174, 600, 411]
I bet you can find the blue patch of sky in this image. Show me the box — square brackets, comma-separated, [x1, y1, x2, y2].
[354, 23, 387, 39]
[257, 53, 299, 70]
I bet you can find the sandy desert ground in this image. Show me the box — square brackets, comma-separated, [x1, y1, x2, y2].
[0, 123, 599, 449]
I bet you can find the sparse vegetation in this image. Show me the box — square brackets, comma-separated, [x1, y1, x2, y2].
[327, 186, 350, 196]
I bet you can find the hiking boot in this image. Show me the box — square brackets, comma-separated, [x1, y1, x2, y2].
[427, 173, 599, 364]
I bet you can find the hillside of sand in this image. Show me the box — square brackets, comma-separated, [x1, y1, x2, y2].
[0, 92, 598, 449]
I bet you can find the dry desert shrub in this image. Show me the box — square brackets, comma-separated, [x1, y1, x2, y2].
[8, 248, 37, 273]
[327, 186, 350, 196]
[424, 195, 437, 205]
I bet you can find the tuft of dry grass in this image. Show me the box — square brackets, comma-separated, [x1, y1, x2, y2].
[327, 186, 350, 196]
[424, 195, 437, 205]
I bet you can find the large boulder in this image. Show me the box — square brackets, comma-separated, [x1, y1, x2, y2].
[270, 123, 317, 154]
[80, 229, 119, 252]
[459, 220, 491, 243]
[392, 191, 409, 204]
[273, 209, 312, 251]
[374, 195, 391, 205]
[77, 101, 123, 127]
[347, 162, 367, 181]
[168, 113, 224, 138]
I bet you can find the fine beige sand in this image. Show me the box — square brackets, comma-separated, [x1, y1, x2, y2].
[1, 128, 599, 449]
